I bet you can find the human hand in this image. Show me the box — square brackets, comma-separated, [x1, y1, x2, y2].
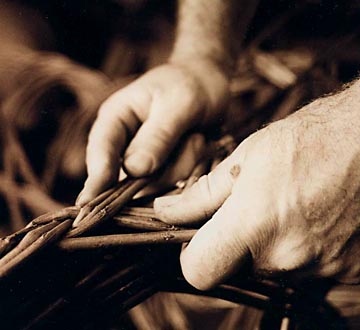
[77, 60, 229, 206]
[155, 82, 360, 290]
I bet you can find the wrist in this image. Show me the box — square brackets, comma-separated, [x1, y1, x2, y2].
[169, 50, 233, 78]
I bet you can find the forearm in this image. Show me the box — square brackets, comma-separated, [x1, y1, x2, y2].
[170, 0, 258, 75]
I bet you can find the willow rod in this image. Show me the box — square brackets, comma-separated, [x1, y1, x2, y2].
[68, 177, 152, 237]
[113, 215, 182, 231]
[59, 230, 197, 250]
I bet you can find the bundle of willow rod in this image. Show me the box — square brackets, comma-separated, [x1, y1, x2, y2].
[0, 171, 353, 330]
[0, 177, 193, 278]
[0, 175, 193, 329]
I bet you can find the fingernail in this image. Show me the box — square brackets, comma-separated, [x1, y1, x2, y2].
[154, 195, 182, 209]
[124, 152, 155, 176]
[76, 191, 84, 206]
[72, 207, 88, 227]
[76, 190, 91, 207]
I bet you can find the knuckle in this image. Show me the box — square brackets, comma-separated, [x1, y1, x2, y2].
[317, 259, 345, 279]
[98, 89, 131, 118]
[141, 123, 176, 152]
[156, 76, 199, 105]
[98, 94, 118, 116]
[336, 267, 360, 284]
[152, 124, 174, 142]
[125, 129, 173, 170]
[257, 235, 314, 274]
[98, 100, 117, 119]
[319, 253, 360, 283]
[86, 154, 116, 178]
[193, 175, 217, 217]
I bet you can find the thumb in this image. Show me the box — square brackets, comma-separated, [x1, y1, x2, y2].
[180, 195, 249, 290]
[154, 154, 242, 225]
[179, 180, 273, 290]
[123, 92, 196, 177]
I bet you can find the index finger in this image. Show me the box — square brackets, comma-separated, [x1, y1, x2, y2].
[77, 91, 142, 206]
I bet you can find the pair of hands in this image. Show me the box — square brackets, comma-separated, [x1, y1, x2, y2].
[78, 59, 360, 290]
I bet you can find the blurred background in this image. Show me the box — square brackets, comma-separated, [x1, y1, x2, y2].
[0, 0, 360, 329]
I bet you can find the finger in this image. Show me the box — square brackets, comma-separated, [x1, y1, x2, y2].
[179, 183, 271, 290]
[154, 151, 242, 225]
[77, 92, 140, 206]
[123, 90, 196, 177]
[137, 134, 206, 198]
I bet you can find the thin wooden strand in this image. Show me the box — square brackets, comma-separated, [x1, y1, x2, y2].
[112, 215, 181, 232]
[68, 177, 151, 237]
[0, 220, 72, 278]
[59, 230, 197, 250]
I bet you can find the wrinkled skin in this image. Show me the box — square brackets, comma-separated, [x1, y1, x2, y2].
[155, 82, 360, 290]
[77, 60, 229, 206]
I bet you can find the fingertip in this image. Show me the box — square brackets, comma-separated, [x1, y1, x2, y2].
[154, 195, 183, 223]
[178, 218, 228, 290]
[77, 171, 115, 207]
[154, 194, 205, 225]
[177, 196, 250, 291]
[180, 248, 217, 291]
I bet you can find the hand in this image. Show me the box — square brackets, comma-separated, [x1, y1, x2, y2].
[155, 82, 360, 290]
[77, 60, 229, 206]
